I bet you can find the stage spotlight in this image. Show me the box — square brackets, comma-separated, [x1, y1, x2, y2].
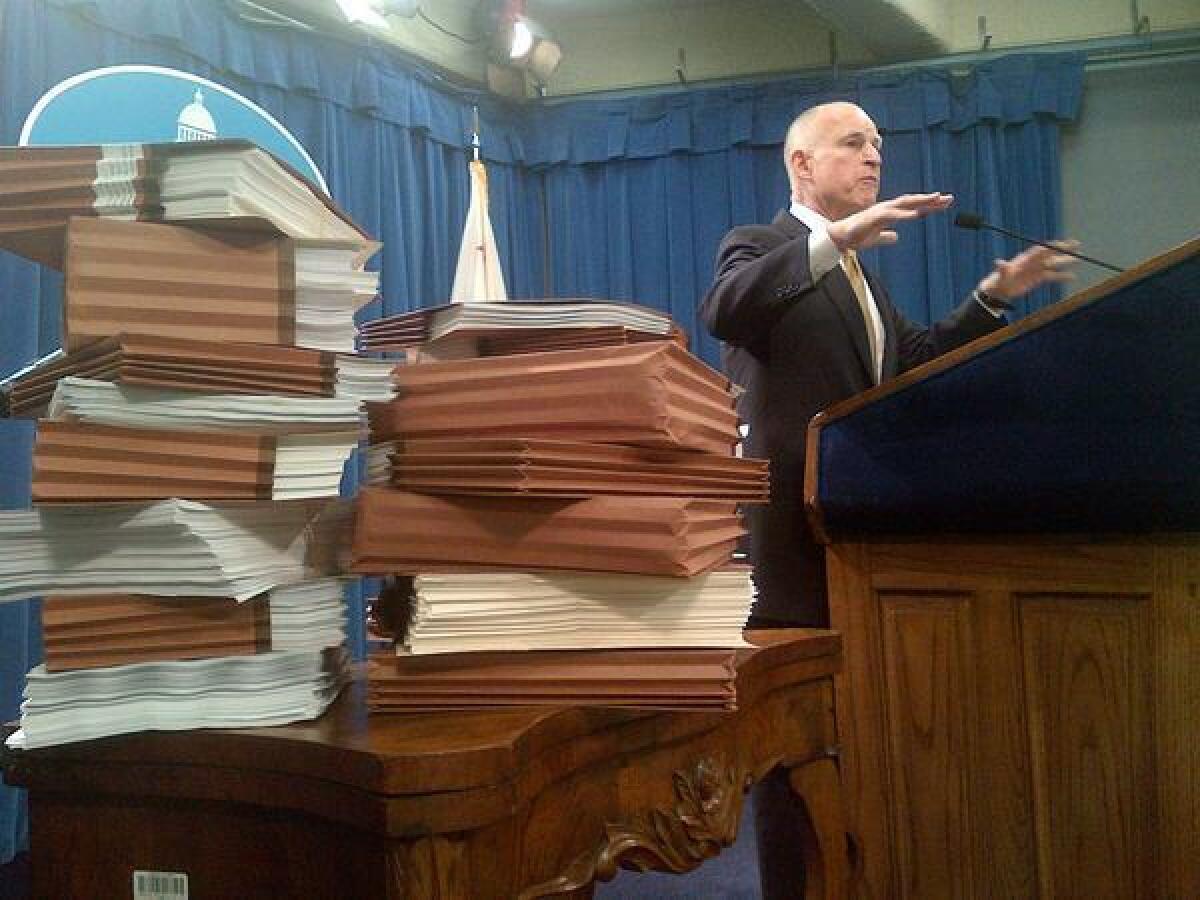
[509, 16, 562, 83]
[486, 2, 562, 84]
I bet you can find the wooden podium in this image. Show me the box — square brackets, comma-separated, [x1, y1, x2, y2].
[805, 239, 1199, 900]
[3, 630, 847, 899]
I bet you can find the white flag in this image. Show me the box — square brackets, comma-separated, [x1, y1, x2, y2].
[450, 159, 508, 303]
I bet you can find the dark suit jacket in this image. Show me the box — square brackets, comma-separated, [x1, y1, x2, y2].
[701, 209, 1002, 624]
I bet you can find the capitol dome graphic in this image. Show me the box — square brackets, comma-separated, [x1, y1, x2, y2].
[176, 89, 217, 141]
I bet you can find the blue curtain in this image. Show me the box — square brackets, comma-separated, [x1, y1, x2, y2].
[528, 55, 1083, 364]
[0, 0, 1084, 863]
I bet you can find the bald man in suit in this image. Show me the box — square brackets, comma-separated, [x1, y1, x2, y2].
[701, 101, 1075, 899]
[702, 100, 1075, 629]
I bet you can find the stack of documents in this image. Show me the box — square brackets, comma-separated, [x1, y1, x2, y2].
[352, 489, 742, 577]
[394, 568, 754, 654]
[28, 378, 362, 502]
[472, 324, 683, 359]
[371, 437, 768, 500]
[267, 577, 351, 651]
[0, 139, 384, 747]
[33, 421, 358, 501]
[0, 498, 349, 603]
[42, 592, 270, 672]
[358, 299, 674, 352]
[368, 647, 736, 711]
[8, 645, 349, 749]
[370, 342, 739, 454]
[41, 578, 348, 672]
[352, 301, 764, 713]
[61, 217, 377, 353]
[45, 377, 364, 432]
[0, 334, 394, 417]
[0, 139, 372, 267]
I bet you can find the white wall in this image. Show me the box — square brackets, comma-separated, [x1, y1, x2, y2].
[541, 0, 874, 96]
[326, 1, 1200, 97]
[533, 0, 1200, 96]
[1060, 58, 1200, 291]
[948, 0, 1200, 52]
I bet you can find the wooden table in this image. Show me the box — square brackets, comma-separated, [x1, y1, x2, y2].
[2, 629, 846, 899]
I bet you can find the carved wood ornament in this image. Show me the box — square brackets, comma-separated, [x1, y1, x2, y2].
[519, 755, 747, 899]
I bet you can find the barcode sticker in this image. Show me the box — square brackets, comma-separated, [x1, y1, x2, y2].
[132, 870, 188, 900]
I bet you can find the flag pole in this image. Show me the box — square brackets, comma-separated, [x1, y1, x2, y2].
[471, 106, 490, 296]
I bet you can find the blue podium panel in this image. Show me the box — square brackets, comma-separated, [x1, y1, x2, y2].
[807, 237, 1200, 536]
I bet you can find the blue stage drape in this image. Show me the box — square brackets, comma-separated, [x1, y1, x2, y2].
[527, 54, 1082, 363]
[0, 0, 1083, 862]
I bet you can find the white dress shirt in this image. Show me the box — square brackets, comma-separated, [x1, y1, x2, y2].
[790, 200, 885, 382]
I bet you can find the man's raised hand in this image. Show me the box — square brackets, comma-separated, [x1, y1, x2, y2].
[827, 193, 954, 251]
[977, 241, 1081, 300]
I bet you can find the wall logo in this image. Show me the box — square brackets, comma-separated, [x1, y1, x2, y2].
[20, 65, 327, 191]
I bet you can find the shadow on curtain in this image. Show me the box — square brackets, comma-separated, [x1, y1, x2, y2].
[0, 0, 1083, 863]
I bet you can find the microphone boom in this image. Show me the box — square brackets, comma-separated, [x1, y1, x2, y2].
[954, 212, 1122, 273]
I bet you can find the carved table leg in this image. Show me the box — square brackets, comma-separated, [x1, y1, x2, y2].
[518, 756, 742, 899]
[788, 757, 849, 900]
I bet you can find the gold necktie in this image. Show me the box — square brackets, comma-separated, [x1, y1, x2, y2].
[842, 249, 881, 383]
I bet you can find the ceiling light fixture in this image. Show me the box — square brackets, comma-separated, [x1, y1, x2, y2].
[509, 19, 534, 59]
[485, 2, 562, 85]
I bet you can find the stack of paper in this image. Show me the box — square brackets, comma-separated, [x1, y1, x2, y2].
[367, 647, 736, 711]
[352, 488, 742, 577]
[41, 578, 349, 672]
[7, 646, 349, 749]
[376, 437, 768, 500]
[358, 299, 674, 352]
[0, 139, 382, 747]
[61, 218, 377, 352]
[416, 326, 686, 362]
[477, 325, 684, 357]
[370, 342, 739, 454]
[32, 421, 358, 501]
[45, 377, 364, 433]
[266, 578, 351, 651]
[352, 299, 763, 712]
[333, 354, 398, 403]
[0, 335, 398, 417]
[390, 568, 754, 654]
[0, 498, 349, 603]
[0, 140, 372, 268]
[42, 593, 270, 672]
[28, 377, 363, 502]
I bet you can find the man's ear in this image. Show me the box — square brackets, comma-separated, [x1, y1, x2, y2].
[789, 148, 811, 184]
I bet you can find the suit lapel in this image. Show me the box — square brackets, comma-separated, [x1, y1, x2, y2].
[771, 209, 876, 384]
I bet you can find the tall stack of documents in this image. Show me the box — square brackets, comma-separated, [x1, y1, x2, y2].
[0, 140, 388, 748]
[355, 322, 770, 711]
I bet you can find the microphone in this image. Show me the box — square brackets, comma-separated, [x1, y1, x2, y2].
[954, 212, 1123, 273]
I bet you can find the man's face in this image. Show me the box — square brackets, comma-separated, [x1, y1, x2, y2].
[793, 104, 883, 221]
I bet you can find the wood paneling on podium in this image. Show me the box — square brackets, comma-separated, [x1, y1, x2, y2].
[825, 539, 1194, 900]
[807, 239, 1199, 899]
